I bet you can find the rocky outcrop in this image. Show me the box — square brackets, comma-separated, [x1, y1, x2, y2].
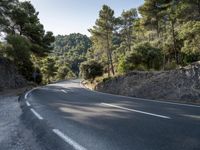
[95, 62, 200, 103]
[0, 57, 27, 90]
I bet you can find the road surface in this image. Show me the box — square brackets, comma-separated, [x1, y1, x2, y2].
[21, 79, 200, 150]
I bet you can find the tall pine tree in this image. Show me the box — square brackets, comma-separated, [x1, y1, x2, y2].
[89, 5, 115, 76]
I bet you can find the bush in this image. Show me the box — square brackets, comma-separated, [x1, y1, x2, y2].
[133, 42, 163, 70]
[118, 42, 163, 73]
[80, 60, 103, 80]
[117, 55, 127, 73]
[164, 60, 178, 70]
[56, 65, 76, 80]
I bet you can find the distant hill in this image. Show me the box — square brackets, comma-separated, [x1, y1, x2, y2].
[52, 33, 91, 75]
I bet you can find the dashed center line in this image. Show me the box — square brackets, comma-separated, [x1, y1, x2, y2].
[26, 101, 31, 106]
[101, 103, 171, 119]
[52, 129, 87, 150]
[30, 108, 43, 120]
[61, 89, 68, 94]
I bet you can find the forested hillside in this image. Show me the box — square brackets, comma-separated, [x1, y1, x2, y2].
[80, 0, 200, 80]
[1, 0, 200, 86]
[52, 34, 91, 75]
[0, 1, 82, 85]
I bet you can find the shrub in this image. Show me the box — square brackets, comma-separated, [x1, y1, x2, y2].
[80, 60, 103, 80]
[118, 42, 163, 73]
[56, 65, 76, 80]
[164, 60, 178, 70]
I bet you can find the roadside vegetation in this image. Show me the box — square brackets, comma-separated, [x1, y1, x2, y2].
[0, 1, 90, 84]
[0, 0, 55, 84]
[1, 0, 200, 85]
[80, 0, 200, 82]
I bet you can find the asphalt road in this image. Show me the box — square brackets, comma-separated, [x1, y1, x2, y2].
[22, 79, 200, 150]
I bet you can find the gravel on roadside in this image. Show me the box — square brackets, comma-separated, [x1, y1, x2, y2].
[0, 95, 43, 150]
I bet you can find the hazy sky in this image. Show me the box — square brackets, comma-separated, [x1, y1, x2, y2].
[28, 0, 144, 36]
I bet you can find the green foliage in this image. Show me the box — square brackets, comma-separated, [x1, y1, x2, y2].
[56, 64, 76, 80]
[117, 42, 163, 73]
[1, 0, 200, 84]
[0, 42, 6, 57]
[179, 21, 200, 55]
[6, 34, 30, 61]
[80, 61, 103, 80]
[117, 55, 127, 73]
[5, 34, 34, 81]
[53, 33, 91, 75]
[0, 0, 55, 84]
[0, 0, 17, 33]
[133, 42, 163, 70]
[89, 5, 115, 76]
[3, 1, 55, 56]
[118, 51, 143, 72]
[41, 57, 57, 83]
[164, 60, 178, 70]
[119, 8, 138, 52]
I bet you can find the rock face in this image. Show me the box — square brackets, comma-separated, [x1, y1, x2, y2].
[0, 57, 27, 90]
[95, 62, 200, 103]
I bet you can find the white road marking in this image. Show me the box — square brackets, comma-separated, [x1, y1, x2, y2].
[52, 129, 87, 150]
[80, 82, 200, 108]
[26, 101, 31, 106]
[101, 103, 171, 119]
[24, 88, 36, 99]
[24, 91, 31, 99]
[30, 108, 43, 120]
[138, 99, 200, 108]
[61, 89, 68, 94]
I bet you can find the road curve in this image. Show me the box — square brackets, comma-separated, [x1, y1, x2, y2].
[21, 79, 200, 150]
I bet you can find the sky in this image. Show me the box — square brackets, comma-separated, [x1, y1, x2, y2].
[27, 0, 144, 36]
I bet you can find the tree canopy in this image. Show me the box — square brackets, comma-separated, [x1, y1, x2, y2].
[52, 33, 92, 75]
[1, 1, 200, 83]
[82, 1, 200, 79]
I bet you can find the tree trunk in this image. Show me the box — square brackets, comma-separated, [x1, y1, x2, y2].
[107, 52, 110, 77]
[171, 20, 178, 64]
[127, 28, 132, 52]
[156, 19, 160, 38]
[106, 32, 115, 76]
[109, 50, 115, 76]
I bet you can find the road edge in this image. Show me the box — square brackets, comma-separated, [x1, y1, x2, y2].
[18, 92, 74, 150]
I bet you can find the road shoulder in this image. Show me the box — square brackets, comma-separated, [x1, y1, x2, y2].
[0, 93, 43, 150]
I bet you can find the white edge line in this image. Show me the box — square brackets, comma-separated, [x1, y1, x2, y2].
[24, 91, 30, 99]
[24, 88, 36, 99]
[26, 101, 31, 106]
[101, 103, 171, 119]
[80, 82, 200, 108]
[30, 108, 43, 120]
[52, 129, 87, 150]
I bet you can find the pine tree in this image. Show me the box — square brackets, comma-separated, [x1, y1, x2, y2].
[89, 5, 115, 76]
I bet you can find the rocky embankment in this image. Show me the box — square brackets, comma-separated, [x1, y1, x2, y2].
[95, 62, 200, 103]
[0, 57, 27, 91]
